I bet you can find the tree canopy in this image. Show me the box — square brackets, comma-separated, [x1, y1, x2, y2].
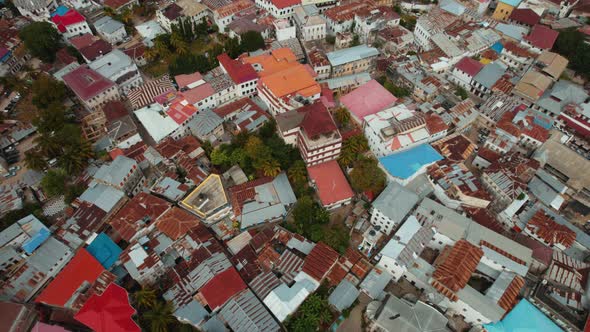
[41, 168, 68, 197]
[240, 31, 265, 52]
[286, 293, 334, 331]
[31, 74, 67, 109]
[19, 22, 62, 63]
[349, 157, 386, 193]
[553, 28, 590, 78]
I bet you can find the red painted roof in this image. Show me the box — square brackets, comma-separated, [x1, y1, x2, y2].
[74, 283, 140, 332]
[213, 97, 263, 118]
[63, 66, 115, 101]
[218, 53, 258, 84]
[36, 249, 104, 307]
[525, 24, 559, 50]
[307, 160, 353, 207]
[300, 102, 338, 138]
[79, 40, 113, 61]
[455, 57, 484, 77]
[70, 33, 96, 50]
[425, 113, 448, 135]
[302, 242, 339, 282]
[199, 268, 246, 310]
[166, 97, 198, 125]
[156, 207, 201, 240]
[51, 9, 86, 32]
[104, 0, 134, 9]
[509, 8, 540, 26]
[270, 0, 300, 9]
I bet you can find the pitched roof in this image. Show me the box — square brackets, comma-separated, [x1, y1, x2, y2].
[455, 57, 484, 77]
[307, 160, 353, 206]
[509, 8, 540, 26]
[74, 283, 140, 332]
[62, 65, 115, 101]
[217, 53, 257, 84]
[340, 79, 397, 122]
[199, 267, 247, 310]
[79, 40, 113, 62]
[526, 210, 576, 248]
[218, 289, 280, 332]
[156, 207, 201, 240]
[300, 102, 338, 138]
[525, 24, 559, 50]
[35, 249, 104, 307]
[51, 9, 86, 32]
[104, 0, 134, 9]
[109, 193, 170, 242]
[431, 240, 483, 301]
[301, 242, 339, 282]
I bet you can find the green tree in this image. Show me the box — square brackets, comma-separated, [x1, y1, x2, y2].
[455, 86, 469, 100]
[24, 150, 46, 171]
[339, 134, 368, 167]
[326, 35, 336, 45]
[210, 145, 230, 166]
[351, 34, 360, 46]
[286, 294, 333, 331]
[334, 107, 351, 127]
[170, 32, 189, 54]
[132, 288, 157, 309]
[224, 37, 242, 58]
[31, 74, 67, 109]
[143, 301, 176, 332]
[287, 160, 307, 186]
[240, 31, 265, 52]
[41, 168, 68, 197]
[19, 22, 62, 63]
[349, 157, 386, 193]
[261, 158, 281, 177]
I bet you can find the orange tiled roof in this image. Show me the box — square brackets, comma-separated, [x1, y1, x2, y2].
[526, 210, 576, 248]
[497, 275, 525, 311]
[432, 240, 483, 301]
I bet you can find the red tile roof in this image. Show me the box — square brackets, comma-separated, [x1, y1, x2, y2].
[497, 275, 525, 311]
[63, 66, 115, 101]
[36, 249, 104, 307]
[455, 57, 484, 77]
[525, 24, 559, 50]
[270, 0, 300, 9]
[300, 102, 338, 138]
[503, 41, 534, 58]
[509, 8, 540, 26]
[307, 160, 354, 207]
[477, 147, 501, 163]
[199, 268, 246, 310]
[218, 53, 258, 84]
[432, 240, 483, 301]
[302, 242, 339, 282]
[109, 193, 170, 242]
[70, 33, 96, 49]
[228, 177, 273, 216]
[75, 283, 140, 332]
[51, 9, 86, 32]
[526, 210, 576, 249]
[156, 207, 201, 240]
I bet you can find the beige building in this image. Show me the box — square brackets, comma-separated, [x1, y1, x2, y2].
[62, 65, 121, 112]
[326, 45, 379, 78]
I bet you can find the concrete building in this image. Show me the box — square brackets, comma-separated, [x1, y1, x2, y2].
[13, 0, 58, 21]
[326, 45, 379, 78]
[93, 155, 145, 196]
[180, 174, 232, 224]
[156, 0, 208, 33]
[51, 7, 92, 39]
[88, 49, 143, 95]
[293, 5, 326, 41]
[255, 0, 299, 19]
[94, 16, 127, 44]
[63, 65, 121, 111]
[370, 182, 420, 235]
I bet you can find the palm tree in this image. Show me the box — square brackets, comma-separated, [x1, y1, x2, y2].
[144, 301, 175, 332]
[154, 40, 170, 59]
[334, 107, 351, 127]
[288, 160, 307, 184]
[170, 33, 189, 54]
[346, 134, 369, 154]
[24, 150, 46, 171]
[338, 149, 356, 167]
[60, 139, 94, 175]
[144, 47, 159, 61]
[261, 159, 281, 177]
[132, 288, 157, 309]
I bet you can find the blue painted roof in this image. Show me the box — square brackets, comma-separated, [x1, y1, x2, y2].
[499, 0, 522, 7]
[491, 41, 504, 54]
[22, 227, 50, 254]
[86, 233, 122, 269]
[51, 5, 69, 17]
[483, 299, 562, 332]
[379, 144, 443, 180]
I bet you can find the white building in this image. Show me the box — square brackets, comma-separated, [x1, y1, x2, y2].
[93, 155, 145, 196]
[370, 182, 419, 235]
[94, 16, 127, 44]
[13, 0, 58, 21]
[274, 19, 297, 41]
[134, 103, 186, 144]
[156, 0, 208, 33]
[292, 5, 326, 41]
[51, 8, 92, 39]
[255, 0, 299, 19]
[89, 49, 143, 95]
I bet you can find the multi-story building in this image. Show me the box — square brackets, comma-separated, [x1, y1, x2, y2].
[370, 182, 419, 235]
[255, 0, 300, 19]
[88, 49, 143, 95]
[492, 0, 522, 20]
[353, 6, 399, 44]
[93, 155, 145, 196]
[499, 42, 535, 75]
[156, 0, 208, 32]
[244, 48, 321, 114]
[51, 7, 91, 39]
[63, 65, 121, 111]
[94, 16, 127, 44]
[217, 53, 258, 97]
[13, 0, 58, 21]
[413, 7, 458, 51]
[293, 5, 326, 41]
[296, 102, 341, 166]
[449, 56, 484, 89]
[206, 0, 255, 32]
[322, 1, 369, 35]
[326, 45, 379, 78]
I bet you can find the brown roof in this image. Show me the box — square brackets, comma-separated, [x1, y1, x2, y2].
[156, 207, 201, 240]
[228, 177, 274, 216]
[433, 134, 476, 162]
[432, 240, 483, 301]
[109, 193, 171, 242]
[301, 242, 339, 282]
[526, 210, 576, 249]
[497, 275, 525, 311]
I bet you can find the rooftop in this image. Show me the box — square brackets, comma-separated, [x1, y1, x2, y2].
[525, 210, 576, 248]
[302, 242, 339, 282]
[455, 56, 484, 77]
[109, 192, 170, 242]
[372, 182, 419, 225]
[483, 299, 562, 332]
[86, 233, 122, 269]
[431, 240, 483, 301]
[509, 8, 540, 26]
[379, 144, 443, 180]
[326, 45, 379, 67]
[218, 53, 258, 84]
[156, 207, 201, 240]
[340, 80, 398, 122]
[199, 267, 246, 311]
[524, 24, 559, 50]
[62, 65, 115, 101]
[307, 160, 353, 206]
[180, 174, 228, 218]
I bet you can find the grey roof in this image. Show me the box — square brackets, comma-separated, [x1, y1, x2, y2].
[107, 115, 137, 142]
[95, 16, 125, 35]
[380, 216, 434, 268]
[360, 268, 393, 299]
[13, 0, 47, 11]
[151, 177, 187, 202]
[249, 270, 283, 300]
[327, 45, 379, 67]
[188, 110, 223, 139]
[457, 285, 505, 321]
[535, 169, 567, 193]
[218, 289, 280, 332]
[320, 72, 371, 90]
[528, 176, 562, 208]
[275, 109, 306, 132]
[79, 182, 125, 213]
[173, 300, 208, 326]
[239, 173, 296, 229]
[93, 156, 138, 187]
[495, 23, 528, 41]
[19, 169, 44, 187]
[366, 295, 450, 332]
[372, 182, 420, 225]
[88, 49, 134, 80]
[201, 315, 228, 332]
[328, 279, 360, 312]
[536, 80, 588, 115]
[473, 62, 507, 90]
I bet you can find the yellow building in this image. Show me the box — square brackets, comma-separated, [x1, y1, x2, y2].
[492, 0, 520, 21]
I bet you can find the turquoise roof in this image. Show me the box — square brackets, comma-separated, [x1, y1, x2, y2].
[483, 300, 562, 332]
[86, 233, 122, 269]
[499, 0, 522, 7]
[51, 5, 69, 17]
[379, 144, 443, 180]
[491, 41, 504, 54]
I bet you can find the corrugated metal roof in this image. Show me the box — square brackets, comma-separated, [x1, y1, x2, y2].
[328, 279, 359, 312]
[219, 289, 280, 332]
